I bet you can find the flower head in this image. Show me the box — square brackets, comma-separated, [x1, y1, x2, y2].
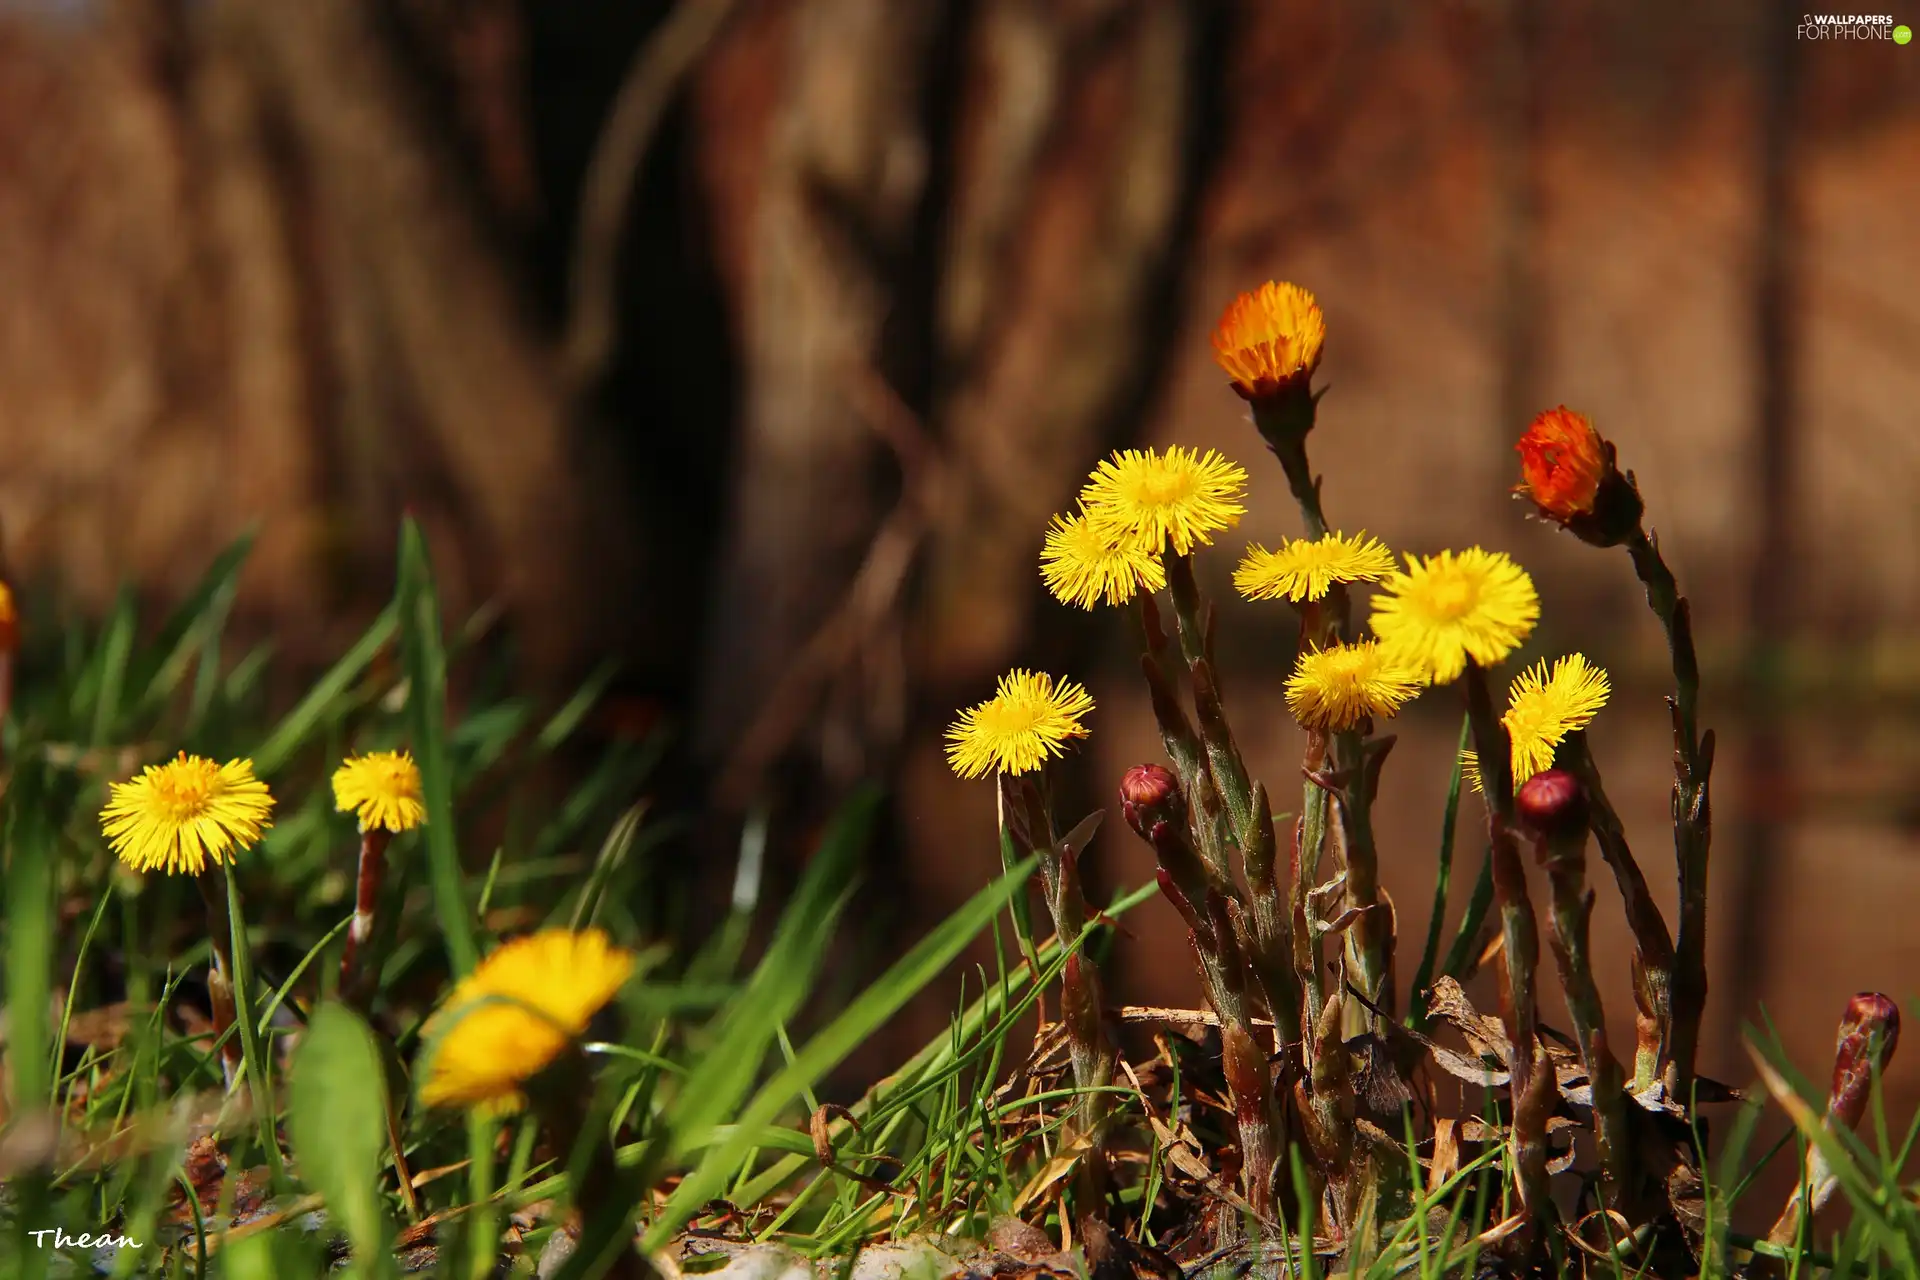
[1516, 769, 1589, 844]
[1040, 509, 1166, 608]
[1514, 407, 1644, 546]
[946, 670, 1095, 779]
[419, 928, 635, 1111]
[1370, 548, 1541, 685]
[1234, 531, 1396, 604]
[1515, 407, 1605, 520]
[1284, 641, 1423, 733]
[1210, 282, 1326, 400]
[1080, 446, 1248, 557]
[1119, 763, 1184, 842]
[1502, 653, 1610, 783]
[101, 753, 275, 876]
[333, 750, 427, 833]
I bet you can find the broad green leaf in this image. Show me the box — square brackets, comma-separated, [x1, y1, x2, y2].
[288, 1004, 395, 1278]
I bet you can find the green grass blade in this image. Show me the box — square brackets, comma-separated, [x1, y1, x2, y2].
[1409, 714, 1471, 1028]
[86, 588, 138, 750]
[640, 852, 1040, 1252]
[252, 604, 399, 777]
[395, 519, 479, 976]
[4, 758, 63, 1280]
[134, 532, 254, 718]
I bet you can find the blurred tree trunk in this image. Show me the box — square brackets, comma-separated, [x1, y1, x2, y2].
[692, 0, 1227, 820]
[0, 0, 600, 678]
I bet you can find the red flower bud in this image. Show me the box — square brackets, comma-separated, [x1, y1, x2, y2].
[1120, 764, 1183, 842]
[1828, 992, 1901, 1131]
[1515, 768, 1588, 844]
[1514, 407, 1644, 547]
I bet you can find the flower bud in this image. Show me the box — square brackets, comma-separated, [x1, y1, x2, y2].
[1514, 407, 1644, 548]
[1120, 764, 1183, 842]
[1828, 992, 1901, 1131]
[1515, 768, 1589, 844]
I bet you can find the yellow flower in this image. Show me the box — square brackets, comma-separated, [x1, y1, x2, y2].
[0, 579, 16, 651]
[332, 750, 427, 833]
[1369, 548, 1541, 685]
[1080, 446, 1248, 557]
[101, 752, 275, 876]
[1503, 654, 1610, 783]
[1040, 509, 1166, 608]
[1210, 282, 1326, 400]
[1235, 531, 1396, 603]
[419, 928, 636, 1111]
[945, 669, 1095, 779]
[1457, 655, 1611, 794]
[1284, 641, 1423, 733]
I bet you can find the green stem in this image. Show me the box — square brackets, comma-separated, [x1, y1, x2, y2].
[1409, 715, 1472, 1028]
[1625, 528, 1713, 1097]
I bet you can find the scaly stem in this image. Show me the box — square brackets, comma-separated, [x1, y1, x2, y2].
[1240, 783, 1302, 1048]
[1625, 528, 1714, 1097]
[1334, 730, 1393, 1025]
[339, 826, 394, 1009]
[1165, 554, 1254, 842]
[1462, 662, 1554, 1231]
[1537, 834, 1633, 1212]
[1563, 732, 1675, 1092]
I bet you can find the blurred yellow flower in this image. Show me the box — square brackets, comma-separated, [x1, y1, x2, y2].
[1210, 281, 1326, 400]
[945, 670, 1094, 779]
[1040, 509, 1165, 609]
[419, 928, 635, 1111]
[333, 750, 427, 834]
[1369, 548, 1540, 685]
[1284, 641, 1422, 733]
[1234, 531, 1396, 603]
[1503, 654, 1610, 783]
[1080, 446, 1247, 557]
[101, 752, 275, 876]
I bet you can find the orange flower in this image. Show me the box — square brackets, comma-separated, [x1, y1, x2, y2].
[1210, 282, 1325, 400]
[1515, 407, 1606, 521]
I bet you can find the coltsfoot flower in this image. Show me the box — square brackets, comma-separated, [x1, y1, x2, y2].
[1040, 509, 1166, 608]
[1370, 548, 1541, 685]
[1210, 281, 1326, 401]
[1234, 531, 1396, 603]
[419, 928, 636, 1110]
[946, 670, 1094, 779]
[1284, 640, 1423, 733]
[1503, 654, 1610, 783]
[101, 752, 275, 875]
[1080, 446, 1248, 557]
[1515, 407, 1644, 546]
[332, 750, 427, 833]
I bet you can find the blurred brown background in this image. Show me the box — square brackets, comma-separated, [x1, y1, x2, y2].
[3, 0, 1917, 1195]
